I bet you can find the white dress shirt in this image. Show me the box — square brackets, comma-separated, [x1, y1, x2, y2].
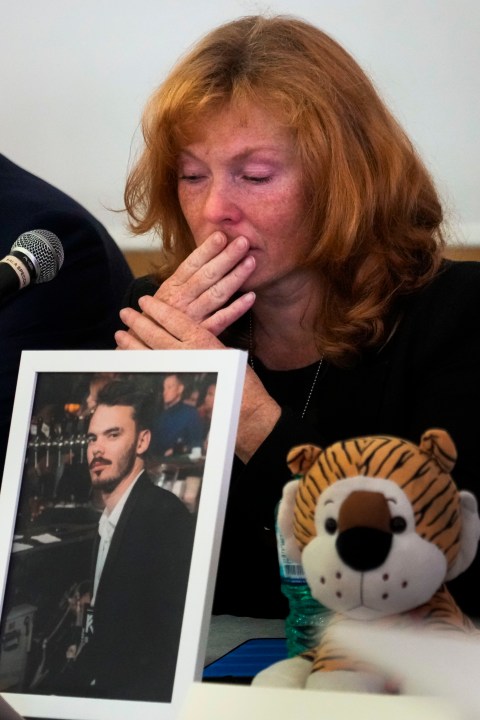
[91, 472, 143, 605]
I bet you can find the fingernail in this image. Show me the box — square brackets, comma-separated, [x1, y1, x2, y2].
[114, 330, 126, 346]
[235, 235, 249, 250]
[241, 255, 255, 268]
[212, 231, 227, 245]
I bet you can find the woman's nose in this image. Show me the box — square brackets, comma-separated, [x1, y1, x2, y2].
[202, 179, 242, 225]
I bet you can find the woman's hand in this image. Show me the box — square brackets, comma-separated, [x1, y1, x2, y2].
[128, 231, 257, 340]
[116, 296, 230, 351]
[156, 231, 255, 326]
[116, 230, 281, 461]
[116, 295, 281, 463]
[116, 294, 281, 461]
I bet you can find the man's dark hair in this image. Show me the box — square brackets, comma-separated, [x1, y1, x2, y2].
[95, 379, 154, 430]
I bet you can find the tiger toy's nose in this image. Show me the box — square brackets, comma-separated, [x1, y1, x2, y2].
[336, 490, 393, 572]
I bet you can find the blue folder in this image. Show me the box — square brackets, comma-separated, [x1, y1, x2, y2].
[203, 638, 288, 682]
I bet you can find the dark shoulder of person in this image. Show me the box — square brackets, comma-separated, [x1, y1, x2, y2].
[0, 153, 133, 333]
[0, 154, 134, 473]
[144, 475, 193, 523]
[121, 274, 159, 313]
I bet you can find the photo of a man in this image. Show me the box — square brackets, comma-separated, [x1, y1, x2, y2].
[0, 352, 244, 720]
[62, 378, 195, 701]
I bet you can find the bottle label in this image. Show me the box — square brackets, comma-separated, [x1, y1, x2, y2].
[281, 560, 306, 583]
[276, 517, 306, 583]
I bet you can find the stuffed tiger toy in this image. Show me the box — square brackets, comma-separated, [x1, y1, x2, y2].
[253, 429, 480, 693]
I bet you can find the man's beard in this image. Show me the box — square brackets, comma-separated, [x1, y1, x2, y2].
[90, 450, 137, 495]
[94, 476, 123, 494]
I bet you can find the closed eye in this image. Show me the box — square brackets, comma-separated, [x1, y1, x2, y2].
[178, 174, 204, 182]
[243, 175, 271, 184]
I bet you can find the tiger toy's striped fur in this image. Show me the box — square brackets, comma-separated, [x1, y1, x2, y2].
[254, 429, 480, 692]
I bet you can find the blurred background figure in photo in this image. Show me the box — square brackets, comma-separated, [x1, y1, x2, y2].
[0, 153, 133, 478]
[82, 373, 122, 417]
[150, 373, 203, 459]
[197, 376, 217, 454]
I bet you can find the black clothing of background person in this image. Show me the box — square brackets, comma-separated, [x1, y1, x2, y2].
[123, 260, 480, 623]
[0, 154, 133, 474]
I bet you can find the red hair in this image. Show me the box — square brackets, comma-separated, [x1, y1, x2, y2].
[124, 15, 445, 364]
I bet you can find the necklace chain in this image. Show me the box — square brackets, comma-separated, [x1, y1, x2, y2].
[248, 312, 324, 419]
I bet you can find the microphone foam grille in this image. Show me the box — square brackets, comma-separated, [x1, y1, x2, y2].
[12, 230, 64, 283]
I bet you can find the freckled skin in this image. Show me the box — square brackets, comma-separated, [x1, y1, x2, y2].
[177, 102, 315, 296]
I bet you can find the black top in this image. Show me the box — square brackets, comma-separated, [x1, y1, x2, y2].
[0, 154, 133, 472]
[124, 260, 480, 621]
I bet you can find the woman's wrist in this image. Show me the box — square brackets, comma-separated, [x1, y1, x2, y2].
[235, 370, 282, 463]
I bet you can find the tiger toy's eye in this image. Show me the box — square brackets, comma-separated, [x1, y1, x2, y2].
[325, 517, 338, 534]
[390, 516, 407, 533]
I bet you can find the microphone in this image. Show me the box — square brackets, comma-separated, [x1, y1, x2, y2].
[0, 229, 64, 304]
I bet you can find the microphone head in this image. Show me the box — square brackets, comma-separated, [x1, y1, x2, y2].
[11, 229, 64, 284]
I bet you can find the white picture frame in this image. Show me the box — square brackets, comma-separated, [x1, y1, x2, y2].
[0, 349, 247, 720]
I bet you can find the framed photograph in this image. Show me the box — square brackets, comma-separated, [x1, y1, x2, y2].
[0, 349, 247, 720]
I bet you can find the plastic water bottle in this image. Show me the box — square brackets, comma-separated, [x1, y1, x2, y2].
[276, 510, 330, 657]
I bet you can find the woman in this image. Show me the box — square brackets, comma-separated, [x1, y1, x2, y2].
[116, 15, 480, 621]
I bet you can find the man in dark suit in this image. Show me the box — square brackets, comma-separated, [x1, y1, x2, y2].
[0, 154, 133, 474]
[69, 378, 194, 702]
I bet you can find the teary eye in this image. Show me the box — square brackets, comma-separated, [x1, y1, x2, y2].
[390, 516, 407, 533]
[325, 517, 338, 534]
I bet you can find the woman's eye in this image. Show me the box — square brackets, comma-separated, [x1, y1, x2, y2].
[243, 175, 271, 184]
[179, 175, 203, 182]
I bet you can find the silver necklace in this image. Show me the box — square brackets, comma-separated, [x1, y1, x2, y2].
[248, 313, 324, 419]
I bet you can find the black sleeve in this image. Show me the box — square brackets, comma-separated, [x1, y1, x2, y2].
[121, 275, 158, 313]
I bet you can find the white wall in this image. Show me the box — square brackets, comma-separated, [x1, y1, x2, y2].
[2, 0, 479, 250]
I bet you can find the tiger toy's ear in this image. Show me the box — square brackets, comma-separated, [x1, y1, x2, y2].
[419, 428, 457, 472]
[446, 491, 480, 580]
[287, 444, 323, 476]
[277, 479, 302, 563]
[419, 429, 480, 579]
[282, 444, 323, 561]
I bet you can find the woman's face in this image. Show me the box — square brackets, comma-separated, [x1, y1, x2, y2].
[176, 102, 315, 294]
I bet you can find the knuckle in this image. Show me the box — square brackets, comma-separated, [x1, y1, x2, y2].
[209, 284, 226, 301]
[202, 264, 217, 282]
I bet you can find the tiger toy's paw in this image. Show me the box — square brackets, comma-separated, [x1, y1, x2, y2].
[252, 656, 312, 688]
